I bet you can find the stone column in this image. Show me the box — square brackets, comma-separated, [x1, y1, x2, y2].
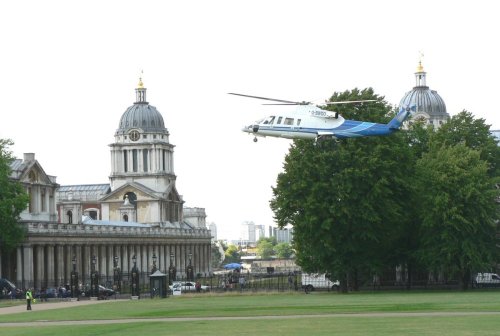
[98, 245, 106, 277]
[122, 244, 129, 274]
[107, 245, 114, 279]
[83, 245, 91, 282]
[160, 244, 166, 273]
[55, 245, 64, 286]
[16, 246, 23, 284]
[23, 245, 34, 289]
[74, 245, 82, 281]
[46, 245, 55, 287]
[207, 242, 212, 275]
[142, 245, 148, 274]
[35, 244, 45, 290]
[65, 245, 72, 284]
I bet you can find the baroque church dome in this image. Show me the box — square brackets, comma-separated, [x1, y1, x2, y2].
[116, 78, 166, 136]
[399, 61, 449, 127]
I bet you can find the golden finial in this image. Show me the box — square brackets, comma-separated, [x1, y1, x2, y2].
[416, 51, 424, 72]
[137, 70, 144, 88]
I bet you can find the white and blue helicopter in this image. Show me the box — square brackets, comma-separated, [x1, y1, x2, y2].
[229, 93, 415, 142]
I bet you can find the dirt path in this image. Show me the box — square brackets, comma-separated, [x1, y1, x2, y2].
[0, 299, 114, 315]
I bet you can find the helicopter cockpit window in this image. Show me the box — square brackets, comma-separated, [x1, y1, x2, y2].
[264, 116, 275, 125]
[297, 119, 301, 126]
[284, 118, 294, 125]
[277, 117, 283, 124]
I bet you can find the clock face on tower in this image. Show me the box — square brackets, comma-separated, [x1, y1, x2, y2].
[129, 130, 140, 141]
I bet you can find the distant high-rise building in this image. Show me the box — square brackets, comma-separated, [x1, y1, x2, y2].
[208, 222, 217, 241]
[269, 226, 294, 244]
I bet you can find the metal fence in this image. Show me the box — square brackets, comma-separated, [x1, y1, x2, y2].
[3, 270, 500, 300]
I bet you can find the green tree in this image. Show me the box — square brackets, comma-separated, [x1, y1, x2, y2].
[415, 143, 499, 289]
[257, 239, 274, 259]
[224, 244, 241, 263]
[431, 110, 500, 176]
[0, 139, 29, 252]
[271, 88, 414, 291]
[257, 237, 277, 246]
[275, 242, 294, 259]
[211, 242, 223, 268]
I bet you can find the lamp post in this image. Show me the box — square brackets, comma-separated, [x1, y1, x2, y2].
[168, 252, 176, 285]
[113, 256, 121, 293]
[151, 251, 157, 273]
[90, 255, 99, 297]
[186, 250, 194, 281]
[130, 254, 139, 297]
[70, 255, 78, 299]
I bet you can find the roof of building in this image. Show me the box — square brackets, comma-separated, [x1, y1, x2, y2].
[116, 79, 167, 135]
[399, 61, 448, 118]
[399, 88, 447, 117]
[58, 184, 110, 193]
[57, 184, 110, 202]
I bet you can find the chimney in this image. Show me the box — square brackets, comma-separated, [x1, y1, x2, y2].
[23, 153, 35, 162]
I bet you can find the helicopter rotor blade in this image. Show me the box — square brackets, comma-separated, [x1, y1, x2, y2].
[262, 103, 300, 105]
[324, 100, 377, 105]
[228, 93, 310, 105]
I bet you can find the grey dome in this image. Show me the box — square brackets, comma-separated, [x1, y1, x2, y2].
[117, 103, 165, 134]
[116, 83, 167, 136]
[399, 61, 449, 119]
[399, 88, 447, 116]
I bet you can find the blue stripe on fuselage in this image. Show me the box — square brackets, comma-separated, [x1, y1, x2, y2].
[255, 121, 395, 138]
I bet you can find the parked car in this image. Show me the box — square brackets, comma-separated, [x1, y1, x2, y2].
[83, 285, 115, 299]
[0, 278, 23, 299]
[474, 273, 500, 288]
[169, 281, 209, 293]
[98, 285, 115, 297]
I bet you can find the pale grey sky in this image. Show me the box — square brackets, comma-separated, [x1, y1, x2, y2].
[1, 0, 499, 240]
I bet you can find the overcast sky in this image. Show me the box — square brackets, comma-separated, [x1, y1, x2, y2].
[1, 0, 499, 240]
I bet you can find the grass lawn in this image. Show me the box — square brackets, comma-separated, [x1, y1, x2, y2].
[1, 291, 500, 335]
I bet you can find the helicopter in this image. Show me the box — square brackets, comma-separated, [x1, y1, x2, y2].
[229, 93, 415, 142]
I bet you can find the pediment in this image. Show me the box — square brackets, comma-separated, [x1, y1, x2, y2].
[100, 182, 161, 203]
[19, 161, 56, 186]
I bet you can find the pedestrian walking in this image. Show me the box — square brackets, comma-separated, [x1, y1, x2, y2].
[26, 289, 34, 310]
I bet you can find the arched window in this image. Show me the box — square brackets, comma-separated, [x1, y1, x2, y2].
[67, 210, 73, 224]
[123, 214, 129, 222]
[89, 210, 97, 220]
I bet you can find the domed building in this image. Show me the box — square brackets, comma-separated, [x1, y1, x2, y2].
[4, 79, 212, 291]
[399, 60, 449, 128]
[101, 78, 183, 224]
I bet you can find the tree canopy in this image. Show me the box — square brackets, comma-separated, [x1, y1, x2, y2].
[270, 89, 499, 291]
[271, 88, 414, 291]
[0, 139, 29, 252]
[415, 143, 499, 288]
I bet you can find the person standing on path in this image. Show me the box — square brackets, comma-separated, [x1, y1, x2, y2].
[26, 289, 34, 310]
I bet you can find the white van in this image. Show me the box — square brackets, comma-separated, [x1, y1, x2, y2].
[301, 273, 340, 292]
[474, 273, 500, 287]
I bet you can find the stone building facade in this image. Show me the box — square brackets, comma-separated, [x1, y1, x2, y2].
[1, 79, 212, 291]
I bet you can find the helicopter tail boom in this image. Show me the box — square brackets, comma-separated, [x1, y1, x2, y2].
[387, 105, 416, 130]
